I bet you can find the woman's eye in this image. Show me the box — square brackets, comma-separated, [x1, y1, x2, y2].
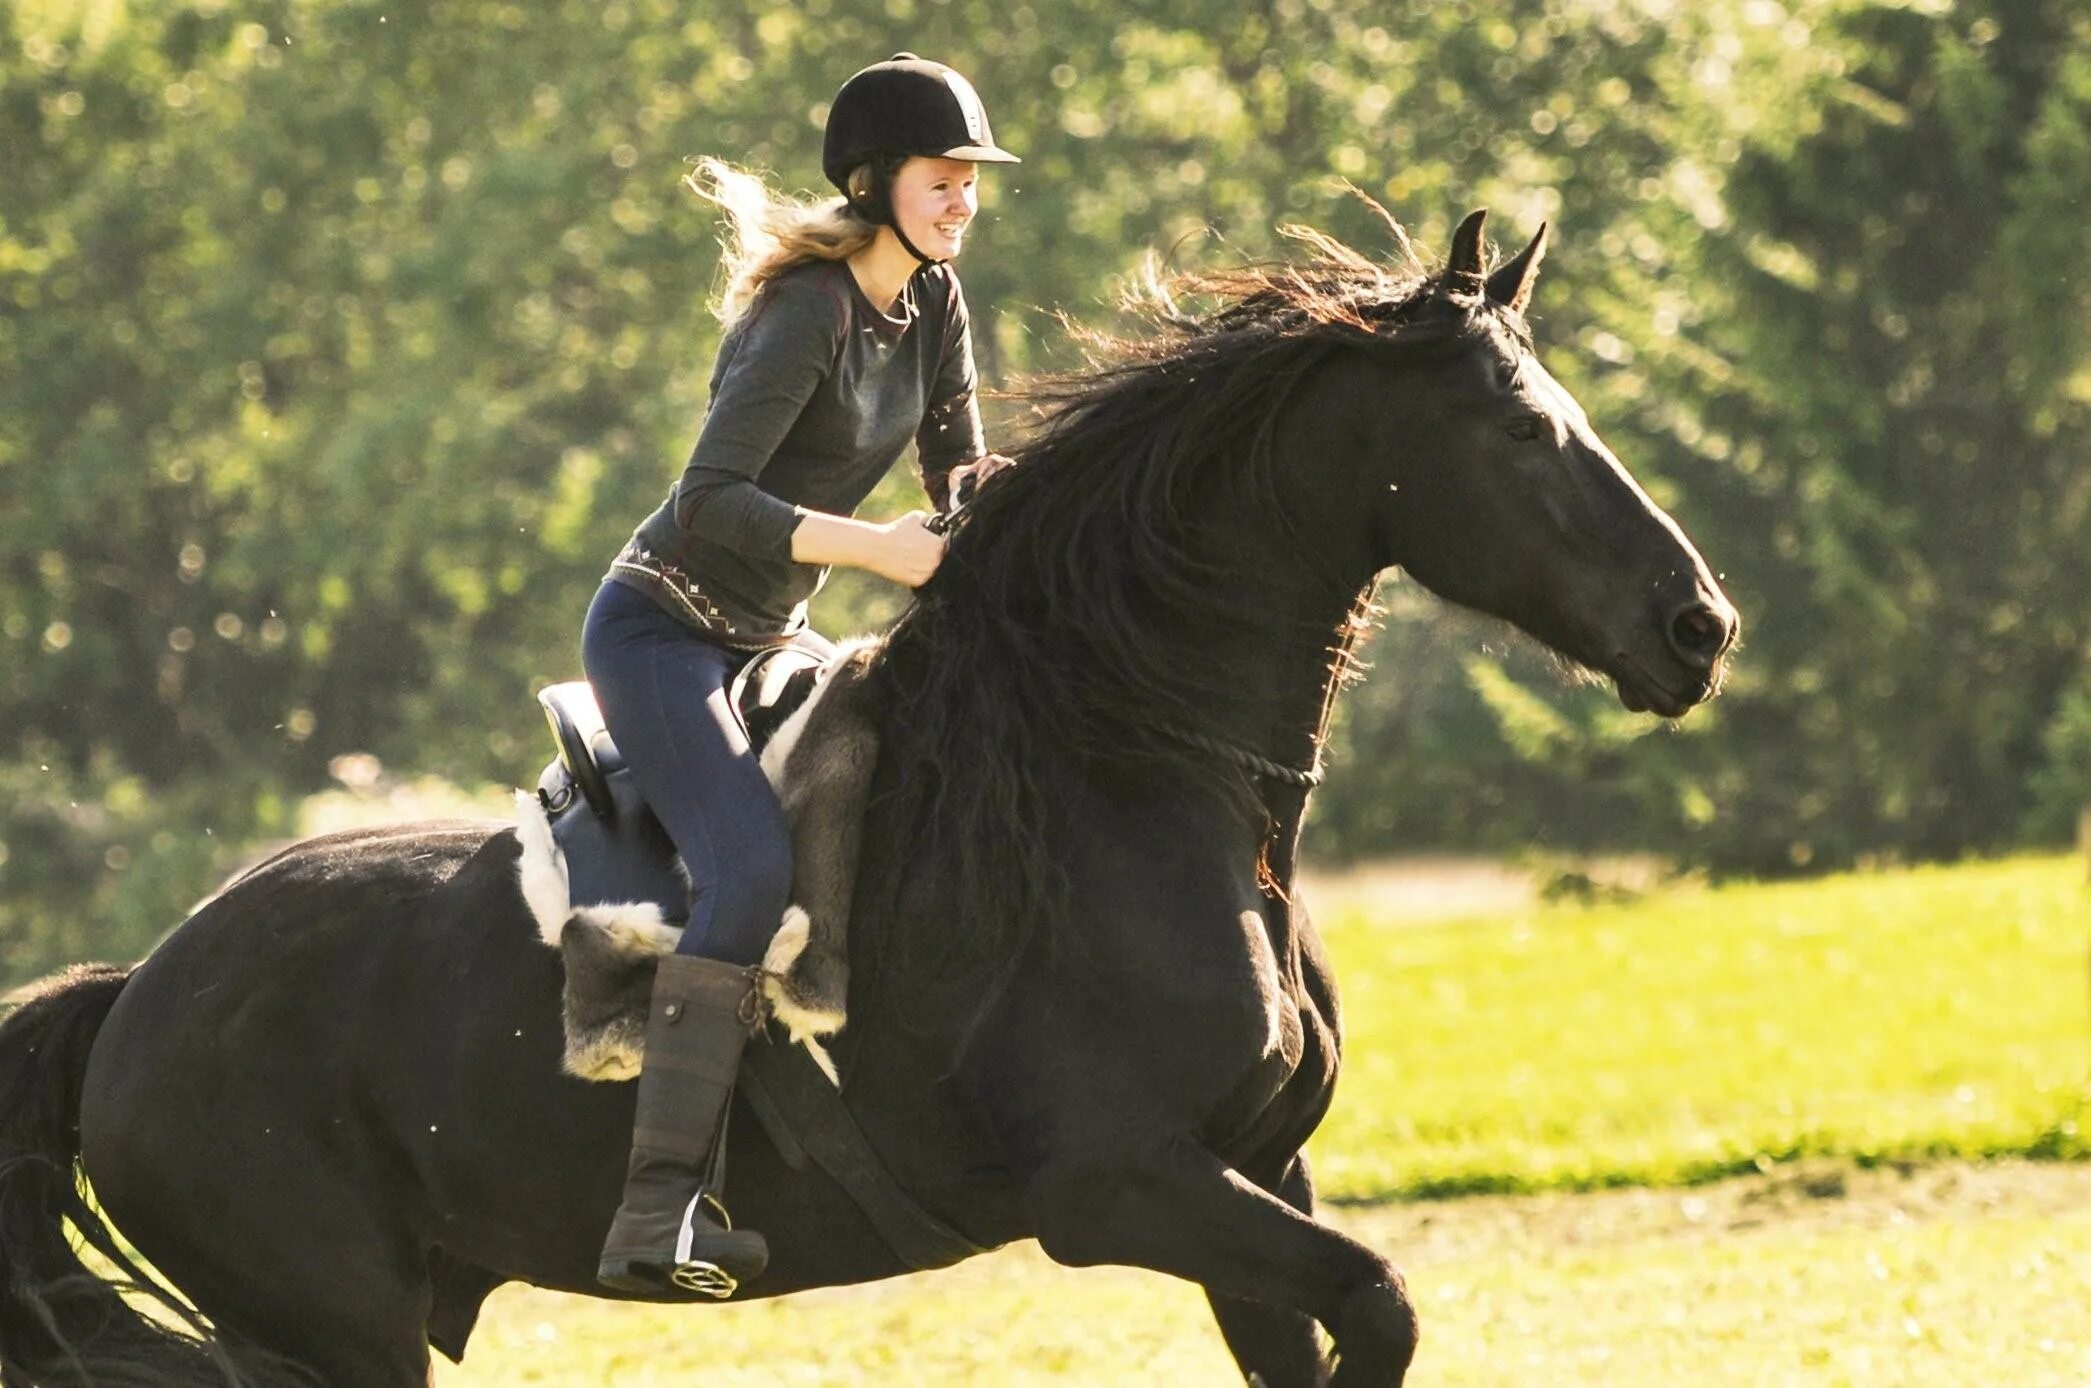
[1506, 416, 1544, 442]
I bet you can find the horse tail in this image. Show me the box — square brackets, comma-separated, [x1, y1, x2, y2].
[0, 962, 310, 1387]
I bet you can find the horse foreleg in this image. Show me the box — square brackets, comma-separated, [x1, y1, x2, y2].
[1205, 1152, 1334, 1387]
[1027, 1136, 1416, 1385]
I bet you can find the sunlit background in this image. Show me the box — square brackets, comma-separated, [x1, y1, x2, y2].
[4, 0, 2088, 1381]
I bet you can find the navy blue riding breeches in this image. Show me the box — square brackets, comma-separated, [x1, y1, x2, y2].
[580, 580, 797, 965]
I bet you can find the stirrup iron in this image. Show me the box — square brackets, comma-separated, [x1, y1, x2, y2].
[670, 1260, 738, 1298]
[669, 1191, 742, 1299]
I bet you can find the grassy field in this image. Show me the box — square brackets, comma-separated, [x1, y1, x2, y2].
[440, 1161, 2091, 1386]
[425, 853, 2091, 1385]
[1315, 854, 2090, 1200]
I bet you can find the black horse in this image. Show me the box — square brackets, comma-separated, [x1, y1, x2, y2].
[0, 211, 1735, 1387]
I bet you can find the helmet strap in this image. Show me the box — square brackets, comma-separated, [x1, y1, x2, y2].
[890, 220, 944, 268]
[851, 160, 945, 269]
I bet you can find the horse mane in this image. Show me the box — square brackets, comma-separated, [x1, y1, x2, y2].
[865, 217, 1511, 1000]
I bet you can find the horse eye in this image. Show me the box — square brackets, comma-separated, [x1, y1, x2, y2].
[1506, 416, 1544, 442]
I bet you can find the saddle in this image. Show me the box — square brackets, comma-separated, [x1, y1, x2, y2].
[531, 642, 826, 923]
[521, 642, 982, 1274]
[524, 634, 873, 1072]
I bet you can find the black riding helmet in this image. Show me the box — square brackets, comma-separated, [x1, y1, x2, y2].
[822, 53, 1020, 265]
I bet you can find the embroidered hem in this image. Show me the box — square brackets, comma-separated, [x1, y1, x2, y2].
[605, 542, 803, 652]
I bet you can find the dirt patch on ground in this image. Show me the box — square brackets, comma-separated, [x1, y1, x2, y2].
[1331, 1157, 2091, 1266]
[1297, 857, 1539, 924]
[1296, 854, 1669, 926]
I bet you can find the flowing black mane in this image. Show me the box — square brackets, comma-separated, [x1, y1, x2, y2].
[868, 224, 1521, 990]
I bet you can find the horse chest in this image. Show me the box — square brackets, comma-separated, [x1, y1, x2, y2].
[1204, 918, 1327, 1158]
[1035, 898, 1313, 1158]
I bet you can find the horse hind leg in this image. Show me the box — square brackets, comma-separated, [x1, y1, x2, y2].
[157, 1241, 437, 1388]
[1205, 1155, 1334, 1387]
[95, 1160, 437, 1387]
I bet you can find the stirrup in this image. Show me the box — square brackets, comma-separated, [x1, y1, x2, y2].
[670, 1259, 738, 1298]
[670, 1191, 742, 1299]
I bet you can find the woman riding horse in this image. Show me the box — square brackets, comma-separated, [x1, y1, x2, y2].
[0, 201, 1737, 1386]
[584, 53, 1016, 1295]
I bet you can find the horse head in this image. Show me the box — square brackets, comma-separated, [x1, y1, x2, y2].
[1287, 209, 1738, 717]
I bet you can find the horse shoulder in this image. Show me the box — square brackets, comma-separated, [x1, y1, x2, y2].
[956, 790, 1301, 1139]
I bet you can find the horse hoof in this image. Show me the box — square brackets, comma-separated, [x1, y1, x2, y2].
[1329, 1279, 1418, 1385]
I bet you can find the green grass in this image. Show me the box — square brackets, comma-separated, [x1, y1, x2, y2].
[1372, 1172, 2091, 1387]
[433, 855, 2091, 1386]
[99, 851, 2091, 1384]
[438, 1165, 2091, 1386]
[1312, 855, 2091, 1201]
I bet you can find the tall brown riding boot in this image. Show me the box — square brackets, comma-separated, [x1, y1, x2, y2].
[596, 953, 770, 1297]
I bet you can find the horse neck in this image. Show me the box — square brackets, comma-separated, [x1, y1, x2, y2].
[1179, 551, 1372, 786]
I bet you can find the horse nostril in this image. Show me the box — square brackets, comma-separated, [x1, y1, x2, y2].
[1668, 603, 1729, 663]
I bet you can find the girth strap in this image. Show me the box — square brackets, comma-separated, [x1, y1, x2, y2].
[739, 1031, 987, 1273]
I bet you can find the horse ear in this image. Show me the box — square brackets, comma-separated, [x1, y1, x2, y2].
[1485, 222, 1549, 316]
[1442, 208, 1488, 298]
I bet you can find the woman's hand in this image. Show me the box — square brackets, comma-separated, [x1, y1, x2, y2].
[943, 452, 1016, 511]
[869, 511, 946, 587]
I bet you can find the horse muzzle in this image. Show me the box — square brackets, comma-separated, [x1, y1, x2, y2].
[1603, 591, 1738, 718]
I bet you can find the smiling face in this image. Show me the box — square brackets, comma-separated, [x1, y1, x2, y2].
[887, 155, 981, 259]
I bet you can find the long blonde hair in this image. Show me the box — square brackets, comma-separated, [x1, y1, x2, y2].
[685, 157, 878, 324]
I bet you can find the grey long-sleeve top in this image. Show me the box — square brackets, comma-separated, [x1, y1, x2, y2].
[608, 256, 985, 645]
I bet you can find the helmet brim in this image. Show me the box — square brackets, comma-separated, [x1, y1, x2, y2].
[935, 144, 1022, 164]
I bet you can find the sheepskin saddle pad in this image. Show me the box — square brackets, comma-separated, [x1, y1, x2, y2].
[516, 640, 882, 1081]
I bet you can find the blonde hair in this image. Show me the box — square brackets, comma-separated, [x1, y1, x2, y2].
[684, 157, 879, 324]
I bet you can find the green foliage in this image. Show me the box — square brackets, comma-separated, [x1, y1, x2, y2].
[2029, 671, 2091, 836]
[1613, 0, 2091, 871]
[2, 0, 2088, 973]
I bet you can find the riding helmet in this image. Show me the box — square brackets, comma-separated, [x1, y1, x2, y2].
[821, 53, 1021, 214]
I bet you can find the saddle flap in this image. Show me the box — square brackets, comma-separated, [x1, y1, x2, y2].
[539, 756, 689, 923]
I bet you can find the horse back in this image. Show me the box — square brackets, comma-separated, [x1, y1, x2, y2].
[77, 823, 604, 1271]
[87, 820, 554, 1100]
[75, 818, 928, 1309]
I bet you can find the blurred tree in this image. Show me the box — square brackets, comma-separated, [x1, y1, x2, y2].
[2, 0, 2085, 982]
[1625, 0, 2091, 870]
[2028, 672, 2091, 840]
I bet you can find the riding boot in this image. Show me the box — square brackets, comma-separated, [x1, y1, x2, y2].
[596, 953, 770, 1297]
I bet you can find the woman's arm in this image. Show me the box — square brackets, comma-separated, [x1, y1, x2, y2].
[791, 510, 945, 587]
[672, 277, 842, 560]
[916, 271, 988, 511]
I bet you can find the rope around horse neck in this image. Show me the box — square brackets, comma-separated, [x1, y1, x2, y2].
[1154, 722, 1324, 789]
